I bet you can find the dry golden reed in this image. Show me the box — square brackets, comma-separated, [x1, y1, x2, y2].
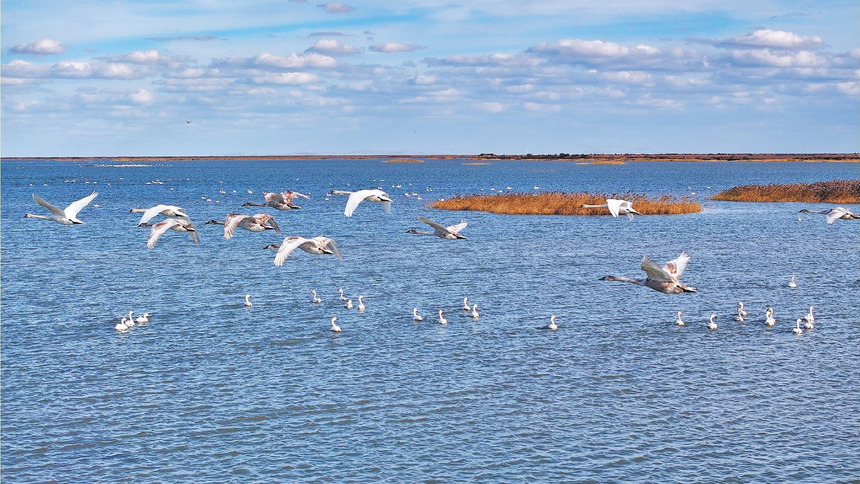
[712, 179, 860, 203]
[430, 192, 701, 216]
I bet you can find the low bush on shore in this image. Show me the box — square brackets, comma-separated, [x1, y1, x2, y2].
[712, 179, 860, 203]
[430, 192, 702, 216]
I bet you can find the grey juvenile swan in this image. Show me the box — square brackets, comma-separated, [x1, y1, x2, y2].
[599, 252, 697, 294]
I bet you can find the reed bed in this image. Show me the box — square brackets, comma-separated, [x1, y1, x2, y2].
[430, 192, 702, 216]
[712, 179, 860, 203]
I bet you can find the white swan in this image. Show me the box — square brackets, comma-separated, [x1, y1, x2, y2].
[147, 218, 200, 248]
[581, 198, 642, 220]
[707, 314, 718, 330]
[243, 190, 310, 210]
[135, 313, 150, 324]
[357, 295, 365, 312]
[244, 295, 252, 307]
[311, 290, 322, 304]
[793, 319, 804, 334]
[329, 189, 392, 217]
[407, 216, 467, 239]
[346, 299, 353, 309]
[25, 192, 98, 225]
[132, 205, 188, 226]
[272, 236, 342, 266]
[799, 207, 860, 225]
[675, 311, 685, 326]
[600, 253, 696, 294]
[438, 310, 448, 325]
[788, 276, 797, 288]
[471, 304, 480, 319]
[737, 302, 748, 318]
[412, 308, 424, 321]
[209, 213, 281, 239]
[124, 310, 135, 327]
[462, 297, 471, 311]
[547, 315, 558, 330]
[765, 308, 776, 327]
[115, 318, 130, 332]
[338, 288, 348, 302]
[330, 316, 341, 333]
[804, 306, 814, 325]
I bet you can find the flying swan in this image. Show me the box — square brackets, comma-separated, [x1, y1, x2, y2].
[271, 236, 342, 266]
[407, 216, 468, 239]
[243, 190, 310, 210]
[581, 198, 643, 220]
[799, 207, 860, 225]
[131, 205, 189, 226]
[329, 189, 392, 217]
[206, 213, 281, 239]
[599, 252, 697, 294]
[25, 192, 98, 225]
[147, 218, 200, 248]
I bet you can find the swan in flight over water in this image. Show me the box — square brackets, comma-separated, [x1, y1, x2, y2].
[407, 216, 468, 239]
[412, 308, 424, 321]
[206, 213, 281, 239]
[25, 192, 98, 225]
[581, 198, 643, 220]
[599, 252, 697, 294]
[131, 205, 189, 226]
[799, 207, 860, 225]
[147, 218, 200, 248]
[329, 189, 392, 217]
[243, 191, 310, 210]
[270, 236, 342, 266]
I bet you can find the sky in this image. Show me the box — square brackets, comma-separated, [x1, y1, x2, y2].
[1, 0, 858, 156]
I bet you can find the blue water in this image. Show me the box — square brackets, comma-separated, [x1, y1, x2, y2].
[2, 158, 859, 482]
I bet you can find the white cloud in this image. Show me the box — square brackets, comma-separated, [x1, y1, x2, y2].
[53, 61, 94, 78]
[369, 43, 424, 54]
[727, 49, 827, 68]
[10, 38, 66, 55]
[129, 88, 154, 104]
[253, 72, 320, 84]
[253, 52, 337, 69]
[306, 39, 360, 55]
[723, 29, 824, 50]
[479, 101, 504, 113]
[319, 2, 353, 13]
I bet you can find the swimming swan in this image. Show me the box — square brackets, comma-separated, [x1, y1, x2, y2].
[330, 316, 341, 333]
[25, 192, 98, 225]
[311, 290, 322, 304]
[135, 313, 150, 324]
[788, 276, 797, 288]
[581, 198, 643, 220]
[147, 218, 200, 248]
[244, 295, 253, 307]
[413, 308, 424, 321]
[793, 319, 804, 334]
[132, 205, 188, 226]
[329, 189, 392, 217]
[547, 315, 558, 330]
[407, 216, 467, 239]
[599, 252, 697, 294]
[272, 236, 342, 266]
[675, 311, 685, 326]
[357, 295, 365, 312]
[471, 304, 480, 319]
[765, 308, 776, 327]
[804, 306, 815, 325]
[243, 190, 310, 210]
[707, 314, 718, 330]
[438, 310, 448, 325]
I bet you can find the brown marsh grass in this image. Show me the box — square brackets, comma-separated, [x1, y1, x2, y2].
[712, 179, 860, 203]
[430, 192, 702, 216]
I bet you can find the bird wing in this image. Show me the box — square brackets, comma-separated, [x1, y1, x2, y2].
[264, 192, 285, 204]
[285, 191, 310, 201]
[641, 255, 673, 281]
[418, 216, 448, 232]
[606, 199, 623, 217]
[265, 215, 281, 234]
[380, 198, 392, 213]
[147, 219, 179, 248]
[316, 236, 343, 260]
[274, 236, 308, 266]
[223, 214, 250, 239]
[64, 191, 98, 219]
[663, 252, 691, 279]
[344, 190, 372, 217]
[138, 204, 171, 225]
[32, 194, 66, 217]
[825, 208, 846, 225]
[185, 221, 201, 245]
[447, 220, 468, 234]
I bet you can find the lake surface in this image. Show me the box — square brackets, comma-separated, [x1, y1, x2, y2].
[2, 158, 859, 482]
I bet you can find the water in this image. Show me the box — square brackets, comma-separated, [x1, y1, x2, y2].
[2, 158, 859, 482]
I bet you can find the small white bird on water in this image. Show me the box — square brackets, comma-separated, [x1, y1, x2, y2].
[788, 276, 797, 288]
[471, 304, 480, 319]
[357, 295, 365, 312]
[346, 299, 353, 310]
[412, 308, 424, 322]
[135, 313, 150, 324]
[547, 315, 558, 330]
[438, 310, 448, 326]
[329, 189, 392, 217]
[793, 319, 804, 334]
[707, 314, 718, 330]
[311, 290, 322, 304]
[244, 295, 253, 307]
[735, 302, 747, 322]
[330, 317, 342, 333]
[765, 308, 776, 328]
[675, 311, 685, 326]
[25, 192, 98, 225]
[462, 297, 471, 311]
[338, 288, 348, 302]
[804, 306, 815, 325]
[115, 319, 130, 332]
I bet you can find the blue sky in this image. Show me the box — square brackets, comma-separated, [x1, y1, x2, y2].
[2, 0, 858, 156]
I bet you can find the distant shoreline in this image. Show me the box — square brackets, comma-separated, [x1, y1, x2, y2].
[1, 153, 858, 163]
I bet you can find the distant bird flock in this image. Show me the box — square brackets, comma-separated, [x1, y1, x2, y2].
[23, 188, 851, 335]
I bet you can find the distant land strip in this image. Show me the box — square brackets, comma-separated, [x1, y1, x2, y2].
[713, 179, 860, 203]
[2, 153, 858, 163]
[430, 192, 702, 216]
